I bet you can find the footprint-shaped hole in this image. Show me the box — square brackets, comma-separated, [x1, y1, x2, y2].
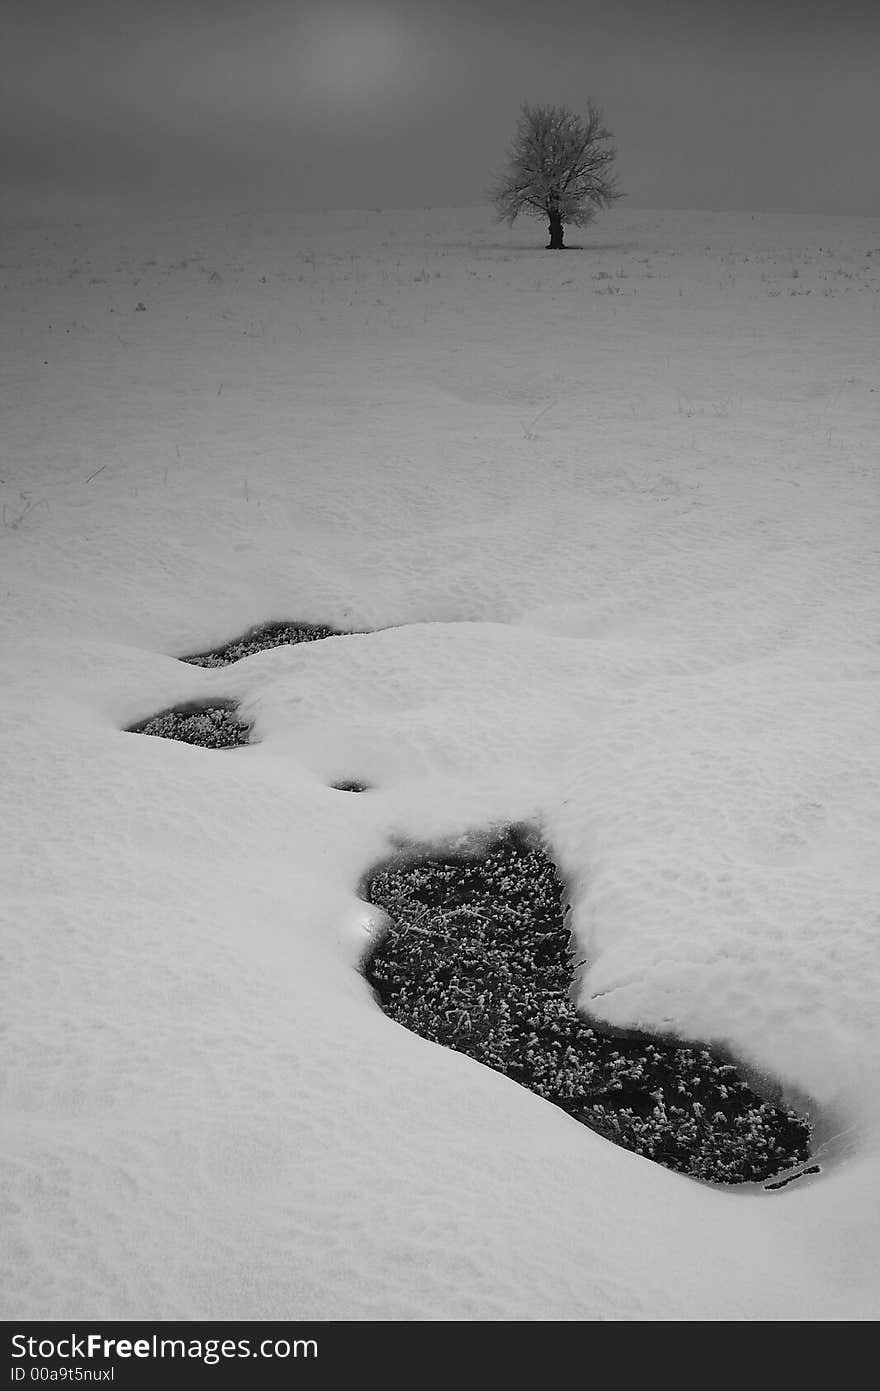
[126, 699, 252, 748]
[181, 620, 353, 667]
[361, 825, 814, 1187]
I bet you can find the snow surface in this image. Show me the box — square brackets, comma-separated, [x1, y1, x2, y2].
[2, 194, 879, 1320]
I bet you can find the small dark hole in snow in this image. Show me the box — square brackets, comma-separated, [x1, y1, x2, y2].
[332, 781, 370, 793]
[361, 825, 814, 1186]
[126, 699, 251, 748]
[181, 620, 354, 667]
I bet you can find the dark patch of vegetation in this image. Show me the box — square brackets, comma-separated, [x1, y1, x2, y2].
[332, 780, 370, 793]
[127, 700, 251, 748]
[764, 1164, 820, 1191]
[363, 827, 813, 1185]
[182, 621, 349, 668]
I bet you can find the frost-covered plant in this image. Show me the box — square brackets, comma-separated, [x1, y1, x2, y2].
[183, 621, 342, 668]
[365, 829, 811, 1184]
[132, 704, 250, 747]
[490, 103, 623, 249]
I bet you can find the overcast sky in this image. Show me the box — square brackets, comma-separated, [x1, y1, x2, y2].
[3, 0, 879, 216]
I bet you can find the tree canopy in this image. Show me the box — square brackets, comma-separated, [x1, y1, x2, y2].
[490, 102, 622, 246]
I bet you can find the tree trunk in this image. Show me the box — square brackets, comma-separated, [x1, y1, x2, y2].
[547, 209, 565, 249]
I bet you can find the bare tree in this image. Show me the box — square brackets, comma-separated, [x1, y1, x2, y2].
[490, 102, 622, 249]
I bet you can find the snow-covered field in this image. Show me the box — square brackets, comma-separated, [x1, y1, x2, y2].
[2, 194, 879, 1320]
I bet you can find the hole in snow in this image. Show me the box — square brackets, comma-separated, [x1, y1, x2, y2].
[180, 620, 354, 667]
[125, 699, 252, 748]
[361, 825, 814, 1187]
[332, 780, 370, 793]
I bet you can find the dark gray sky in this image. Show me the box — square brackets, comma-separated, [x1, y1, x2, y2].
[3, 0, 879, 215]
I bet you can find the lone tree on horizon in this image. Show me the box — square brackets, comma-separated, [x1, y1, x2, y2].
[490, 102, 622, 249]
